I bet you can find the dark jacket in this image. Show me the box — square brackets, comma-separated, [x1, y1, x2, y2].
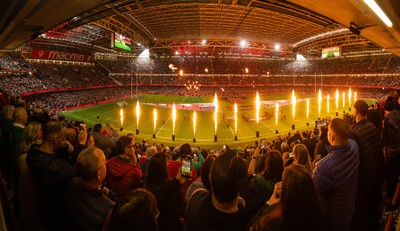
[383, 109, 400, 157]
[351, 119, 383, 230]
[26, 146, 77, 230]
[312, 139, 359, 231]
[64, 177, 115, 231]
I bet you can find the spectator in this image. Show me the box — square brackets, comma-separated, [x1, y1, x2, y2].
[139, 146, 157, 181]
[185, 149, 249, 231]
[246, 149, 284, 217]
[145, 152, 188, 231]
[350, 100, 383, 230]
[382, 96, 400, 197]
[106, 136, 142, 197]
[292, 144, 313, 173]
[167, 143, 198, 199]
[312, 118, 359, 231]
[185, 154, 217, 202]
[108, 188, 159, 231]
[26, 121, 78, 230]
[92, 123, 119, 158]
[64, 147, 116, 230]
[249, 164, 323, 231]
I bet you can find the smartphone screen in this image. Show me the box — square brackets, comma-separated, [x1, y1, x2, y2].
[260, 138, 265, 149]
[181, 156, 191, 178]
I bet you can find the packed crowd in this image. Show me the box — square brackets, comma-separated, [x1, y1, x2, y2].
[1, 91, 399, 231]
[0, 52, 32, 71]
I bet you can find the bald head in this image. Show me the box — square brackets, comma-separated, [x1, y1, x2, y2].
[76, 147, 106, 182]
[13, 107, 28, 125]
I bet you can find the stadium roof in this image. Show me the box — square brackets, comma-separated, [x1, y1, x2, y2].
[1, 0, 400, 57]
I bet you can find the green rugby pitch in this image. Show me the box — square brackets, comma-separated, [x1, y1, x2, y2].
[60, 93, 360, 149]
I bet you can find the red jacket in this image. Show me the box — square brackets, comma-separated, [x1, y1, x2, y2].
[167, 159, 198, 201]
[106, 156, 142, 196]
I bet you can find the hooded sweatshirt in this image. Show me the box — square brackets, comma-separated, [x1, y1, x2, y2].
[106, 156, 142, 196]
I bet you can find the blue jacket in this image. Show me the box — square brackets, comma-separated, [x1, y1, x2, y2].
[312, 139, 359, 231]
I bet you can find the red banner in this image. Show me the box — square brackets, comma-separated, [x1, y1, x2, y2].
[31, 49, 94, 62]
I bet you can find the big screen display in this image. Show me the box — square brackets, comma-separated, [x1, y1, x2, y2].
[321, 46, 340, 58]
[112, 32, 132, 52]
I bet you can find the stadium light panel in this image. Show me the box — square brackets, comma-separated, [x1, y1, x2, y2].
[274, 44, 281, 50]
[240, 40, 247, 47]
[202, 40, 207, 45]
[363, 0, 393, 27]
[139, 49, 149, 58]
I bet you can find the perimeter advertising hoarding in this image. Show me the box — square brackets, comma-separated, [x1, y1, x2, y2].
[111, 32, 132, 52]
[31, 49, 94, 62]
[321, 46, 341, 58]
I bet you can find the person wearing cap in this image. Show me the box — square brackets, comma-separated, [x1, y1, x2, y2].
[350, 100, 383, 230]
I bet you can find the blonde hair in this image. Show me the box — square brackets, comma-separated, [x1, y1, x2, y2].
[18, 122, 42, 154]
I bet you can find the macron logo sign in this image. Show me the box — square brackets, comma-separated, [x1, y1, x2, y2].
[31, 49, 94, 63]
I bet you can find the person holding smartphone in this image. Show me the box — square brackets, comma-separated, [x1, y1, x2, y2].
[145, 152, 190, 231]
[167, 143, 198, 199]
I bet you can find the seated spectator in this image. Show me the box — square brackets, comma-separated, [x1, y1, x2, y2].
[106, 136, 142, 197]
[145, 152, 189, 231]
[249, 164, 323, 231]
[64, 147, 116, 230]
[185, 149, 249, 231]
[108, 188, 159, 231]
[26, 121, 78, 230]
[92, 123, 119, 158]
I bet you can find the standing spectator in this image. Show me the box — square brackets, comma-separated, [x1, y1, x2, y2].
[167, 143, 198, 198]
[64, 147, 116, 230]
[145, 152, 188, 231]
[1, 104, 15, 185]
[92, 123, 119, 158]
[185, 149, 248, 231]
[107, 188, 159, 231]
[350, 100, 383, 230]
[292, 144, 313, 173]
[312, 118, 359, 231]
[106, 136, 142, 197]
[26, 121, 78, 230]
[139, 146, 157, 181]
[382, 96, 400, 197]
[249, 164, 323, 231]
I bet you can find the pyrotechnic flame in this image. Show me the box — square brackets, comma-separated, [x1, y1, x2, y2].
[292, 90, 296, 119]
[234, 103, 238, 135]
[172, 103, 176, 135]
[120, 108, 124, 128]
[214, 93, 218, 135]
[336, 88, 339, 112]
[136, 99, 140, 128]
[348, 88, 352, 107]
[256, 91, 260, 124]
[153, 108, 157, 133]
[193, 111, 196, 138]
[318, 89, 322, 116]
[275, 102, 279, 126]
[306, 99, 309, 119]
